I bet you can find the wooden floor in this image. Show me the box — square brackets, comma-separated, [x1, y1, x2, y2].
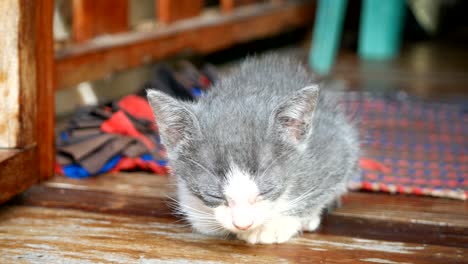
[1, 41, 468, 263]
[1, 173, 466, 263]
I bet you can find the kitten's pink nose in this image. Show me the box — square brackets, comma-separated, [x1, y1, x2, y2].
[230, 202, 255, 230]
[233, 220, 253, 230]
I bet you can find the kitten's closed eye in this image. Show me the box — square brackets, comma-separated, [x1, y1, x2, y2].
[259, 188, 274, 196]
[206, 193, 224, 200]
[256, 188, 274, 202]
[203, 193, 227, 207]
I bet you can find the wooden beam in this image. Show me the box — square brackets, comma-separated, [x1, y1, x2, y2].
[157, 0, 203, 24]
[0, 148, 37, 204]
[16, 183, 468, 248]
[72, 0, 129, 42]
[0, 0, 54, 203]
[0, 0, 37, 148]
[36, 0, 55, 180]
[220, 0, 257, 13]
[55, 0, 315, 89]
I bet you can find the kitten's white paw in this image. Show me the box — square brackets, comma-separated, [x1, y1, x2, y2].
[302, 215, 322, 232]
[237, 217, 301, 244]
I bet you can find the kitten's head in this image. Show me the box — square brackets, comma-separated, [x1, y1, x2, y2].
[147, 86, 319, 234]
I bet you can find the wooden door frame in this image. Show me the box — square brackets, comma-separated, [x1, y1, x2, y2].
[0, 0, 55, 203]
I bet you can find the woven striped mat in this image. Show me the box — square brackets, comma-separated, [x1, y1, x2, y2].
[342, 92, 467, 200]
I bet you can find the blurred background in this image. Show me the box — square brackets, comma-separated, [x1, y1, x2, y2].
[53, 0, 468, 117]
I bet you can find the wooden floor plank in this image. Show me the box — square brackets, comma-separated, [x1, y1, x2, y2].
[322, 193, 468, 248]
[0, 206, 465, 264]
[44, 173, 175, 198]
[14, 185, 172, 218]
[338, 193, 468, 227]
[14, 174, 468, 248]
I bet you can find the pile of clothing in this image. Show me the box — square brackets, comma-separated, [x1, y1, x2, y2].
[55, 61, 218, 178]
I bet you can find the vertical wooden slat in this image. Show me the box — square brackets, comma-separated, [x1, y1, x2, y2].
[157, 0, 203, 24]
[36, 0, 55, 180]
[0, 0, 42, 203]
[221, 0, 257, 13]
[0, 0, 37, 148]
[72, 0, 128, 42]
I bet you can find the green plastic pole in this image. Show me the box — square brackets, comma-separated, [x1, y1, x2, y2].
[358, 0, 406, 60]
[308, 0, 348, 75]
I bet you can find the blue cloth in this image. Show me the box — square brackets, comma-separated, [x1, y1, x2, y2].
[63, 155, 123, 179]
[62, 154, 167, 178]
[140, 153, 167, 166]
[191, 86, 203, 97]
[60, 131, 69, 142]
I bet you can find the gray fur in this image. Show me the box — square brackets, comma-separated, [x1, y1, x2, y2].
[147, 54, 359, 218]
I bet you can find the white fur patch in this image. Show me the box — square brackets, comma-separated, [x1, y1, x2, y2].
[222, 164, 260, 230]
[223, 164, 259, 206]
[212, 164, 271, 232]
[237, 216, 302, 244]
[302, 215, 322, 232]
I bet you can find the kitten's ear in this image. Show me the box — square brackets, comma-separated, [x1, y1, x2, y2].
[270, 85, 320, 144]
[147, 90, 201, 149]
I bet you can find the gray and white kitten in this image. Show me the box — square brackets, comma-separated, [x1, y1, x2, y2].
[147, 55, 359, 244]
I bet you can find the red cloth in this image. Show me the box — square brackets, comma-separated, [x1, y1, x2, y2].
[55, 163, 64, 175]
[110, 157, 138, 172]
[199, 76, 211, 89]
[111, 156, 168, 175]
[118, 95, 155, 121]
[101, 111, 155, 150]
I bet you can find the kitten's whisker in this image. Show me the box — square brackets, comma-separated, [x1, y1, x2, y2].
[226, 147, 234, 164]
[186, 214, 218, 221]
[163, 194, 214, 218]
[178, 204, 213, 216]
[182, 210, 216, 220]
[191, 221, 222, 227]
[185, 158, 218, 178]
[167, 201, 216, 223]
[190, 221, 224, 232]
[190, 223, 221, 229]
[170, 221, 194, 228]
[286, 191, 316, 208]
[222, 231, 232, 240]
[284, 194, 317, 213]
[163, 183, 179, 186]
[279, 171, 339, 213]
[170, 218, 190, 224]
[257, 150, 293, 179]
[164, 194, 179, 202]
[277, 187, 319, 213]
[165, 196, 184, 212]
